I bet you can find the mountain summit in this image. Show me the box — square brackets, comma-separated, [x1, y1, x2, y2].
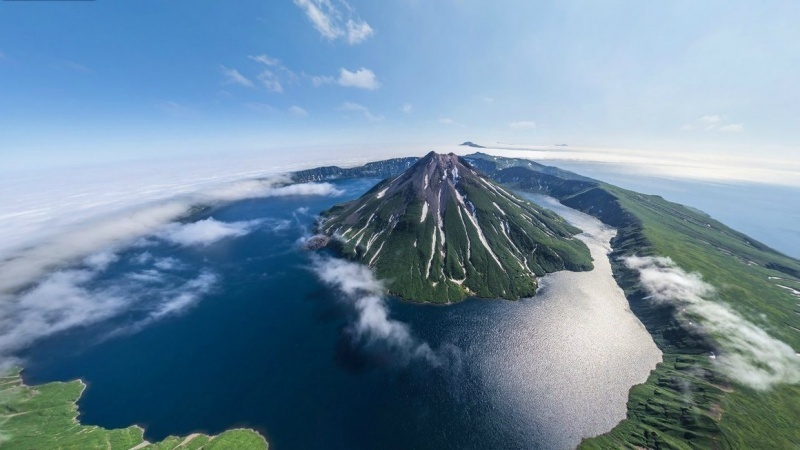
[317, 152, 592, 302]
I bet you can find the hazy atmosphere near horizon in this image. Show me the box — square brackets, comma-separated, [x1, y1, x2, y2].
[1, 2, 800, 450]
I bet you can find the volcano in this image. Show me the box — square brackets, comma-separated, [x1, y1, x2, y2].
[316, 152, 592, 302]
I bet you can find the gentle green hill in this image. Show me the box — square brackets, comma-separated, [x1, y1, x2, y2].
[316, 152, 592, 303]
[489, 160, 800, 449]
[0, 369, 267, 450]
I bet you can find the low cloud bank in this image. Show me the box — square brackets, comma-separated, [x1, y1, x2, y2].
[624, 256, 800, 390]
[0, 248, 218, 369]
[0, 176, 341, 296]
[310, 255, 446, 366]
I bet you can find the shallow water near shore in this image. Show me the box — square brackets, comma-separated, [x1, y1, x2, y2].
[20, 179, 661, 450]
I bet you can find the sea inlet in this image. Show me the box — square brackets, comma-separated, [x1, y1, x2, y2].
[20, 178, 661, 449]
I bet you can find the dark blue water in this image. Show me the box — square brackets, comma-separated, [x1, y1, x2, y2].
[19, 178, 659, 450]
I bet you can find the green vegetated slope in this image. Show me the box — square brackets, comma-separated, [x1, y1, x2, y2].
[317, 152, 592, 303]
[486, 156, 800, 449]
[291, 156, 419, 183]
[0, 369, 267, 450]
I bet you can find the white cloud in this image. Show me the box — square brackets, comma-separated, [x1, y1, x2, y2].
[310, 255, 444, 366]
[401, 103, 413, 114]
[0, 247, 219, 368]
[439, 118, 465, 127]
[719, 123, 744, 132]
[248, 54, 297, 80]
[62, 61, 92, 74]
[157, 101, 195, 116]
[292, 0, 373, 45]
[683, 114, 742, 132]
[153, 257, 181, 271]
[510, 121, 537, 130]
[159, 217, 262, 247]
[337, 67, 380, 90]
[0, 268, 126, 365]
[99, 269, 220, 341]
[698, 115, 724, 124]
[624, 256, 800, 390]
[345, 19, 374, 44]
[262, 182, 344, 196]
[245, 102, 277, 114]
[219, 65, 254, 88]
[132, 252, 153, 265]
[0, 176, 342, 296]
[248, 54, 281, 66]
[340, 102, 384, 121]
[84, 251, 119, 271]
[309, 74, 335, 87]
[293, 0, 340, 39]
[257, 70, 283, 93]
[127, 269, 165, 284]
[289, 105, 309, 117]
[148, 271, 217, 320]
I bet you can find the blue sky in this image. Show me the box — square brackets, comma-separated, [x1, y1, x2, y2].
[1, 0, 799, 170]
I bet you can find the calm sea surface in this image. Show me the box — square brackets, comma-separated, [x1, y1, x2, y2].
[21, 178, 660, 450]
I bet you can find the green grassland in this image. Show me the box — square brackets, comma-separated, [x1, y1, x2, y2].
[483, 154, 800, 449]
[0, 369, 267, 450]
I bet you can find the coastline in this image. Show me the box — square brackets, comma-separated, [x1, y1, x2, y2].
[1, 368, 268, 450]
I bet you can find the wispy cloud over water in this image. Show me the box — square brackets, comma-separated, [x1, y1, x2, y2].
[0, 248, 219, 368]
[624, 255, 800, 390]
[310, 255, 452, 367]
[159, 217, 263, 247]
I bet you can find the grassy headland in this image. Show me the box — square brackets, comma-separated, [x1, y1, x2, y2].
[0, 369, 267, 450]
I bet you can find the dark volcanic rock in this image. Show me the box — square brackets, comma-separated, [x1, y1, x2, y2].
[302, 234, 330, 250]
